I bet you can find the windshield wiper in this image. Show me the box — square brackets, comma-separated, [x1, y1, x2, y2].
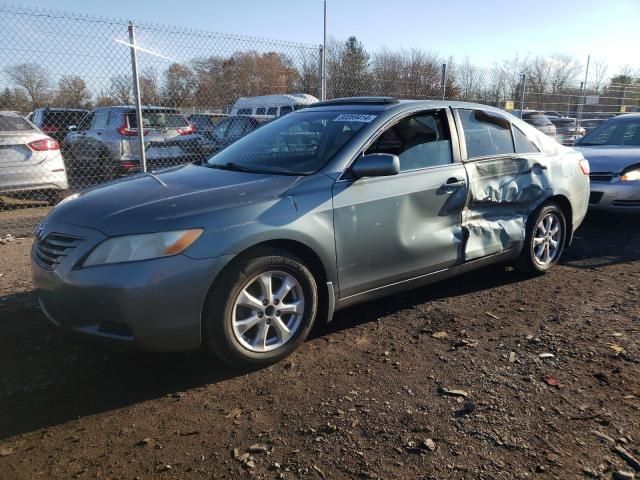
[209, 162, 260, 173]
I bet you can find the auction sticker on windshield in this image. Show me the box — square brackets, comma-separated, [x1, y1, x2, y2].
[333, 113, 377, 123]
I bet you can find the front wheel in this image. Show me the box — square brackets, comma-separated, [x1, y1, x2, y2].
[203, 248, 318, 368]
[517, 202, 566, 274]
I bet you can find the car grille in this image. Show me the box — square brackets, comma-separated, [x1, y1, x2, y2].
[35, 233, 83, 269]
[589, 172, 614, 183]
[612, 199, 640, 207]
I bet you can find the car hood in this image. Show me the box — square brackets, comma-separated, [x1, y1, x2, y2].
[574, 145, 640, 173]
[48, 164, 302, 236]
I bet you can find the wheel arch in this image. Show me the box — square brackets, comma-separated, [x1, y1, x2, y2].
[201, 238, 334, 339]
[547, 194, 573, 247]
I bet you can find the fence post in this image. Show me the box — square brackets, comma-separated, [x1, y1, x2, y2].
[128, 21, 146, 173]
[576, 55, 590, 131]
[519, 73, 526, 118]
[319, 45, 326, 101]
[440, 63, 447, 100]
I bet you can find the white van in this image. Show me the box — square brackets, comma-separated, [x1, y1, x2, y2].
[230, 93, 318, 117]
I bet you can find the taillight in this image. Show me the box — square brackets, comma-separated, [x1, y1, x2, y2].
[118, 119, 149, 137]
[41, 124, 59, 133]
[118, 126, 150, 136]
[177, 123, 196, 135]
[28, 138, 60, 151]
[579, 158, 590, 176]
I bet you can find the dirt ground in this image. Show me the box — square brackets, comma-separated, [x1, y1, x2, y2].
[0, 211, 638, 480]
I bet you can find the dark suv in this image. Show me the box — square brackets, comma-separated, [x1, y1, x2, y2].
[29, 108, 88, 144]
[63, 106, 203, 187]
[199, 115, 271, 156]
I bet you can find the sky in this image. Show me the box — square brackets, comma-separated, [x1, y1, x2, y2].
[13, 0, 640, 74]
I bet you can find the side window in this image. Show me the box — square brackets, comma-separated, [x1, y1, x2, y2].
[226, 118, 245, 137]
[266, 107, 278, 116]
[93, 110, 110, 130]
[78, 113, 94, 131]
[279, 106, 294, 116]
[513, 126, 540, 153]
[365, 110, 453, 172]
[237, 108, 252, 115]
[255, 107, 266, 115]
[459, 109, 515, 159]
[108, 111, 122, 127]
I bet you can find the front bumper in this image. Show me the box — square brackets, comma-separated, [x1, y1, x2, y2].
[31, 222, 232, 351]
[589, 181, 640, 213]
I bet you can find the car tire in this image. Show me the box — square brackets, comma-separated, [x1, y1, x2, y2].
[516, 202, 566, 274]
[203, 248, 318, 369]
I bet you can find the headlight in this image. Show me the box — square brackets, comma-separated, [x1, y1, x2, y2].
[83, 229, 203, 267]
[621, 168, 640, 182]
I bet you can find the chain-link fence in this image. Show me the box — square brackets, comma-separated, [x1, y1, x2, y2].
[1, 4, 639, 237]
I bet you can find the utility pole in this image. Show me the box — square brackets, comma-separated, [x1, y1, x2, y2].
[321, 0, 327, 100]
[577, 54, 590, 130]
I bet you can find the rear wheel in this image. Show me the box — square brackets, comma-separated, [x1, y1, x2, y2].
[203, 248, 318, 368]
[517, 202, 566, 274]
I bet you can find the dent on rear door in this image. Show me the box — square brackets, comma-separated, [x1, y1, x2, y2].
[462, 157, 553, 260]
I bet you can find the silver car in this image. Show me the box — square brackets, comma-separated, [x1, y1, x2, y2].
[32, 98, 590, 368]
[63, 106, 203, 187]
[0, 111, 69, 205]
[575, 113, 640, 212]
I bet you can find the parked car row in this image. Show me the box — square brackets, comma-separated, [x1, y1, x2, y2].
[1, 105, 274, 204]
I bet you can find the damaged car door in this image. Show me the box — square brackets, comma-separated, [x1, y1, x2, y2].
[455, 108, 551, 260]
[332, 109, 468, 298]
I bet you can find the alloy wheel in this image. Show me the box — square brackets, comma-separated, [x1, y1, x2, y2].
[231, 270, 305, 353]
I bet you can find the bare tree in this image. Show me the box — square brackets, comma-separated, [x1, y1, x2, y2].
[371, 48, 405, 97]
[53, 75, 91, 108]
[0, 86, 31, 113]
[139, 67, 161, 105]
[590, 58, 609, 93]
[4, 63, 51, 108]
[109, 75, 132, 104]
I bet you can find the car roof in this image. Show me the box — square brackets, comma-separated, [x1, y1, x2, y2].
[305, 97, 515, 117]
[93, 105, 179, 111]
[0, 110, 22, 117]
[607, 113, 640, 121]
[38, 107, 88, 112]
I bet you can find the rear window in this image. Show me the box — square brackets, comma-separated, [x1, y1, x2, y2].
[0, 115, 34, 132]
[39, 110, 86, 129]
[127, 111, 188, 129]
[523, 113, 552, 126]
[189, 115, 214, 128]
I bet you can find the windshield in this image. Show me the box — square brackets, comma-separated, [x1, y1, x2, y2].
[577, 118, 640, 146]
[206, 110, 376, 175]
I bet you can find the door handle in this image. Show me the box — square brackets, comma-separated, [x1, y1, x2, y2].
[442, 177, 465, 189]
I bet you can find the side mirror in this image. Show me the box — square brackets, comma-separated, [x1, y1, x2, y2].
[351, 153, 400, 178]
[68, 125, 77, 131]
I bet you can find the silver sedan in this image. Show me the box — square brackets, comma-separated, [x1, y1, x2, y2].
[575, 113, 640, 213]
[0, 111, 69, 205]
